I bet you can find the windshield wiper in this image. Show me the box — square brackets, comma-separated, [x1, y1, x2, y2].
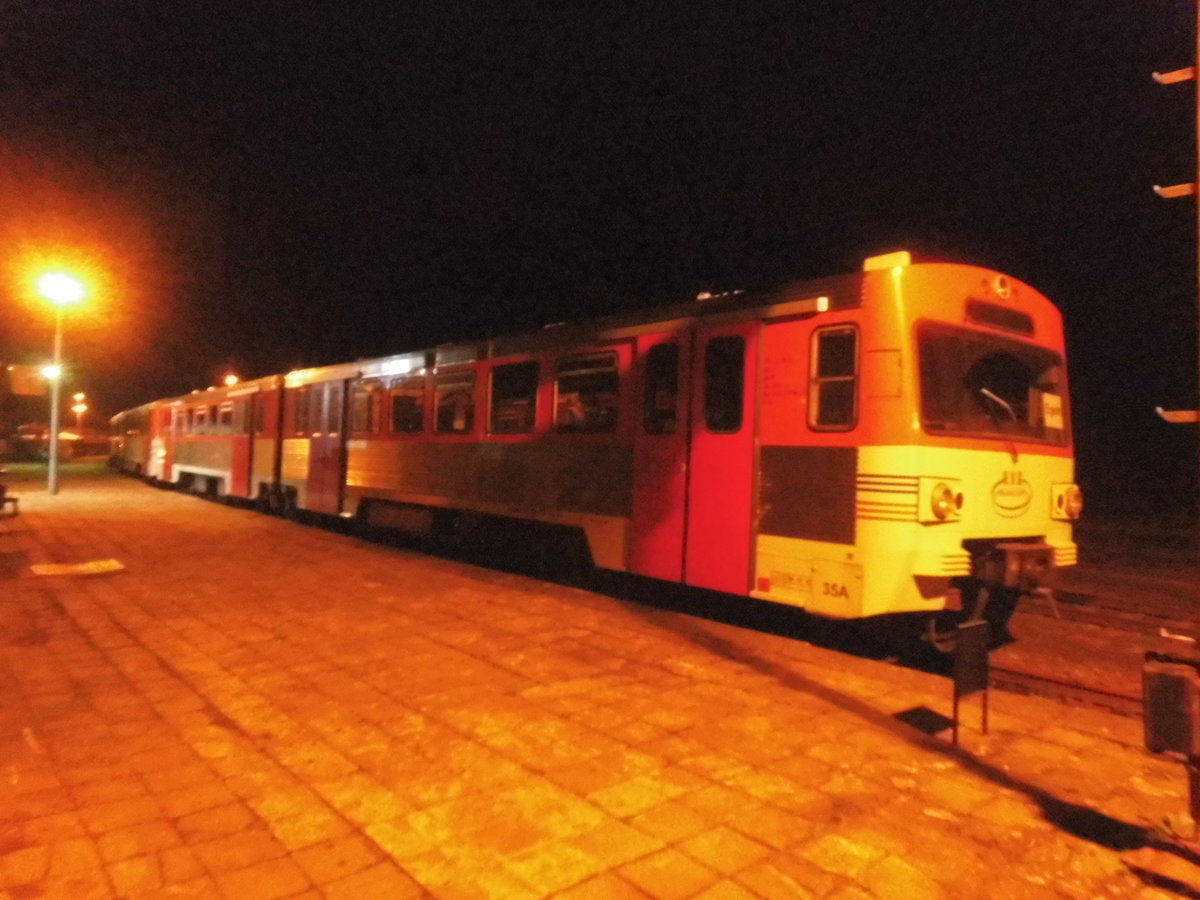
[978, 388, 1019, 462]
[979, 388, 1016, 421]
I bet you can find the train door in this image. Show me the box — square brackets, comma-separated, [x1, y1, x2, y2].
[148, 406, 173, 481]
[307, 380, 347, 515]
[228, 396, 252, 498]
[630, 333, 692, 581]
[683, 320, 758, 594]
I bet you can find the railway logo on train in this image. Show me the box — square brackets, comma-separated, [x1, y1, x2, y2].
[110, 251, 1081, 650]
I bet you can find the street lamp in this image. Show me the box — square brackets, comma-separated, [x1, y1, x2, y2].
[37, 272, 85, 494]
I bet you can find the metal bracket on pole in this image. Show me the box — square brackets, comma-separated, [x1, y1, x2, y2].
[1154, 67, 1197, 85]
[1154, 183, 1198, 199]
[1157, 406, 1200, 424]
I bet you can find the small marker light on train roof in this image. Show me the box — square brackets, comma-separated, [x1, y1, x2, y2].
[816, 296, 830, 312]
[863, 251, 911, 272]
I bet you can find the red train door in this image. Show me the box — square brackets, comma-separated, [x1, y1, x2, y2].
[229, 398, 252, 498]
[683, 320, 758, 594]
[630, 333, 692, 581]
[307, 381, 347, 515]
[151, 406, 173, 481]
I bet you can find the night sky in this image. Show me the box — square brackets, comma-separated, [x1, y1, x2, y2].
[1, 1, 1197, 511]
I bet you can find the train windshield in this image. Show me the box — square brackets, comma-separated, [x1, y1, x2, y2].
[917, 323, 1068, 445]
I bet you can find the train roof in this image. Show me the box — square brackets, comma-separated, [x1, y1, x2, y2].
[113, 254, 1053, 413]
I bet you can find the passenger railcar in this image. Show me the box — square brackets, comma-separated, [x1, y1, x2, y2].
[111, 375, 284, 503]
[112, 252, 1081, 645]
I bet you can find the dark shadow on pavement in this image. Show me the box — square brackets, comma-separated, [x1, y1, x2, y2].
[619, 598, 1200, 869]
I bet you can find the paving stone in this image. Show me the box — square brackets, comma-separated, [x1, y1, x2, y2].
[158, 845, 207, 885]
[679, 825, 772, 876]
[95, 818, 182, 864]
[551, 872, 653, 898]
[626, 800, 711, 844]
[269, 807, 356, 851]
[799, 833, 888, 880]
[733, 853, 833, 900]
[106, 853, 164, 896]
[174, 802, 258, 842]
[290, 833, 383, 885]
[213, 854, 311, 899]
[320, 860, 427, 899]
[860, 854, 944, 900]
[192, 827, 288, 874]
[617, 847, 719, 900]
[0, 844, 50, 888]
[690, 880, 760, 900]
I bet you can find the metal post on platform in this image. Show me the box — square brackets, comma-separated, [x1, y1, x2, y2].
[952, 619, 990, 747]
[1143, 651, 1200, 834]
[36, 273, 85, 496]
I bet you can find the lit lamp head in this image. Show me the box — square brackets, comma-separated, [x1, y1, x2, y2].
[37, 272, 86, 307]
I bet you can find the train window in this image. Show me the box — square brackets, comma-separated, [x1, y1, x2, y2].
[351, 381, 380, 434]
[326, 383, 343, 436]
[810, 326, 858, 430]
[435, 370, 476, 434]
[217, 402, 234, 434]
[643, 343, 679, 434]
[390, 375, 425, 433]
[251, 394, 267, 435]
[555, 353, 618, 433]
[289, 385, 313, 436]
[918, 323, 1067, 444]
[704, 336, 745, 433]
[490, 361, 539, 434]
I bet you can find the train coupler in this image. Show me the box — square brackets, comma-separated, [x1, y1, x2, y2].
[972, 541, 1056, 594]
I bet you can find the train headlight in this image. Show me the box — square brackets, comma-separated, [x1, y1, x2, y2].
[918, 477, 962, 523]
[932, 483, 956, 520]
[1052, 483, 1083, 520]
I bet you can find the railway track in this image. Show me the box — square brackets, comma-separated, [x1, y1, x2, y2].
[989, 665, 1144, 719]
[1021, 588, 1200, 641]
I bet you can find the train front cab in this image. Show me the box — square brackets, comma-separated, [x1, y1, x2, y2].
[749, 253, 1080, 644]
[108, 403, 156, 475]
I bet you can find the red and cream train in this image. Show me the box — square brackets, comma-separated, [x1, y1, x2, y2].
[110, 252, 1081, 644]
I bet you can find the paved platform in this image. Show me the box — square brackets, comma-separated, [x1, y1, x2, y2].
[0, 467, 1197, 899]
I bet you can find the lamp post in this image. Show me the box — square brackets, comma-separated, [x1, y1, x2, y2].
[37, 273, 85, 495]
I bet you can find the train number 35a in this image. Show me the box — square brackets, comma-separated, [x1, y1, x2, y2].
[821, 582, 850, 599]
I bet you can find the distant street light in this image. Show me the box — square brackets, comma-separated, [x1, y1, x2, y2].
[36, 272, 85, 495]
[224, 374, 239, 387]
[72, 392, 88, 430]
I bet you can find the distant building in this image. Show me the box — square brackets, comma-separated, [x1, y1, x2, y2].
[1, 364, 48, 457]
